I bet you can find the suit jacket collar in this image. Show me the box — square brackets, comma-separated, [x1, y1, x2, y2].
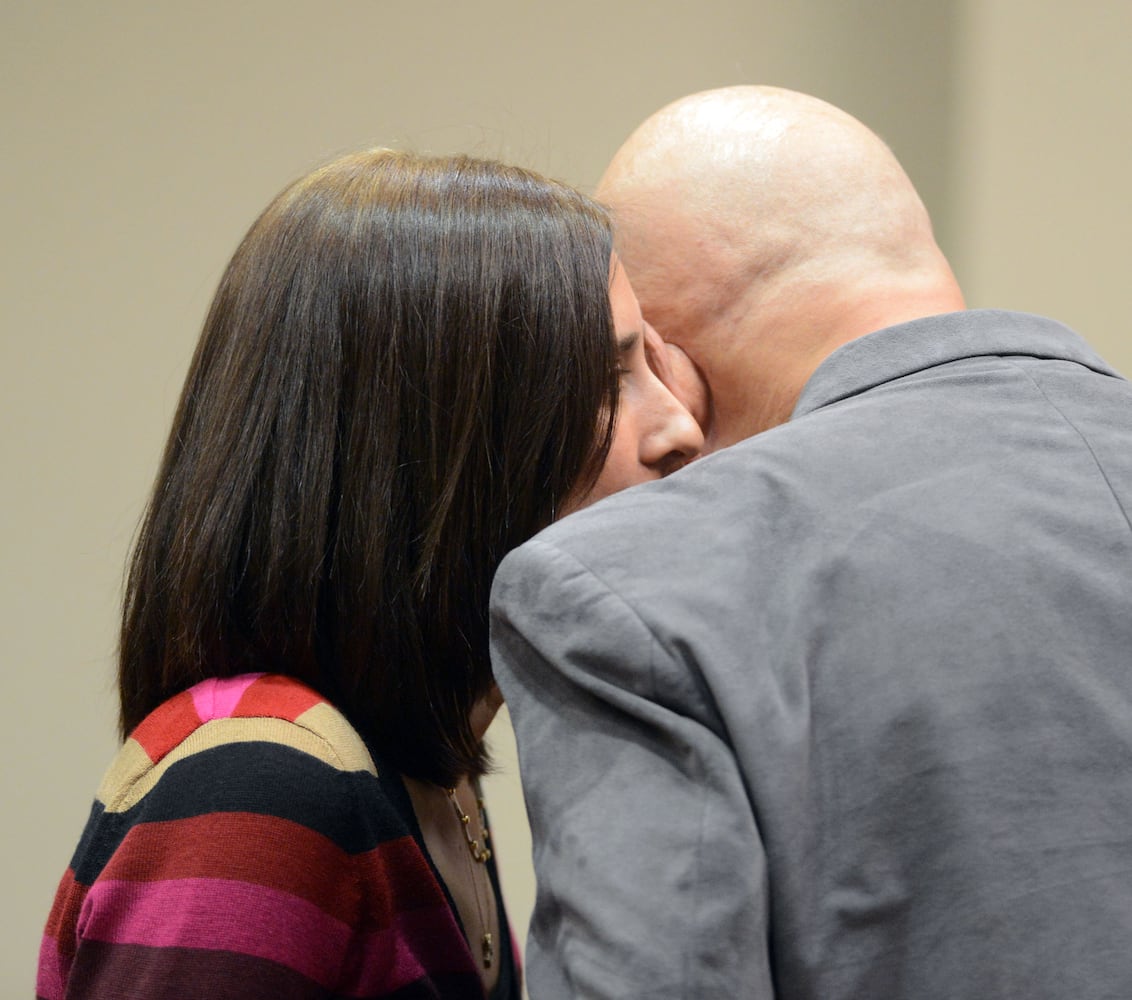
[792, 309, 1123, 420]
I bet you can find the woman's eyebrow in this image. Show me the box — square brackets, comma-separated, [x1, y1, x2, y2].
[617, 330, 641, 353]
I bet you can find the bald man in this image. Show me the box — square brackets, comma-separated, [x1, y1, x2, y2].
[490, 87, 1132, 998]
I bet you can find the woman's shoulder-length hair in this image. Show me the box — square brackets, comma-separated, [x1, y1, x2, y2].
[119, 150, 617, 786]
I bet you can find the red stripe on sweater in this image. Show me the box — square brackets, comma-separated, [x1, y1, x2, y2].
[129, 690, 202, 763]
[128, 675, 333, 763]
[232, 673, 325, 722]
[42, 867, 87, 963]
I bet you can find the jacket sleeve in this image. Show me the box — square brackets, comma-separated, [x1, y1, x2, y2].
[490, 538, 775, 999]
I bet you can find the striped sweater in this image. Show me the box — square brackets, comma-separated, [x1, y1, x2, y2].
[37, 673, 518, 999]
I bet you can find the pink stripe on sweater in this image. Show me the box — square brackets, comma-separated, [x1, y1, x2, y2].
[35, 934, 65, 1000]
[77, 877, 472, 993]
[78, 876, 348, 986]
[189, 674, 262, 722]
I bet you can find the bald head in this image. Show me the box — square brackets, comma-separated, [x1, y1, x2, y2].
[597, 86, 964, 448]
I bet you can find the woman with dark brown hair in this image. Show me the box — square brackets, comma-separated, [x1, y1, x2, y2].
[37, 150, 702, 1000]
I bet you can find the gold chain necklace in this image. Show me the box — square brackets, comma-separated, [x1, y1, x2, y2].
[446, 786, 494, 969]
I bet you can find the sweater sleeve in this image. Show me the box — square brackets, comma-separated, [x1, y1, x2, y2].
[41, 739, 371, 999]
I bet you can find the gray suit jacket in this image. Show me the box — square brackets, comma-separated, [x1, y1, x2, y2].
[490, 310, 1132, 999]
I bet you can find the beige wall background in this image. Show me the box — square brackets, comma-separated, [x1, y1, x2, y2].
[3, 1, 1129, 994]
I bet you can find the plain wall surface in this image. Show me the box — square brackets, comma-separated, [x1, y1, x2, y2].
[952, 0, 1132, 354]
[3, 2, 1128, 995]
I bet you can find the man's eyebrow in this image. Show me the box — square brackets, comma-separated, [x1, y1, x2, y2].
[617, 330, 641, 353]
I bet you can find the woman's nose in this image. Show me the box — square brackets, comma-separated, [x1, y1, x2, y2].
[641, 377, 705, 475]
